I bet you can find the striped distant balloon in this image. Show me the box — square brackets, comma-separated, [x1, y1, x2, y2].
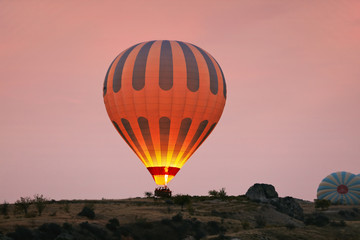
[317, 171, 360, 205]
[103, 40, 226, 186]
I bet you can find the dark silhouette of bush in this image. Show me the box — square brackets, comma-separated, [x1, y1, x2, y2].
[62, 222, 72, 231]
[338, 209, 359, 220]
[218, 188, 227, 200]
[172, 212, 183, 222]
[106, 218, 120, 231]
[144, 191, 153, 198]
[77, 206, 95, 219]
[14, 197, 32, 216]
[33, 194, 48, 216]
[79, 221, 108, 240]
[63, 202, 70, 213]
[206, 221, 225, 235]
[208, 188, 227, 199]
[114, 226, 132, 239]
[173, 194, 191, 211]
[285, 222, 296, 230]
[25, 211, 37, 218]
[161, 218, 172, 226]
[241, 220, 250, 230]
[0, 201, 9, 216]
[255, 215, 266, 228]
[304, 213, 329, 227]
[38, 223, 62, 239]
[314, 199, 331, 210]
[135, 216, 152, 229]
[7, 226, 33, 240]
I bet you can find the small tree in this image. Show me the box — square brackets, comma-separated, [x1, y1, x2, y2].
[218, 188, 227, 200]
[0, 201, 9, 216]
[315, 199, 331, 211]
[209, 188, 227, 199]
[173, 194, 191, 211]
[144, 191, 153, 198]
[78, 204, 95, 219]
[33, 194, 48, 216]
[208, 190, 219, 198]
[15, 197, 33, 215]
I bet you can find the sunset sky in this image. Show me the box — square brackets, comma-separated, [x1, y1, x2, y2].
[1, 0, 360, 202]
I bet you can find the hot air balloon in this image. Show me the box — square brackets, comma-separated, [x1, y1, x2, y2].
[103, 40, 226, 192]
[317, 171, 360, 205]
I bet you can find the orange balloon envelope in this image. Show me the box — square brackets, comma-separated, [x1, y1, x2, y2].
[103, 40, 226, 185]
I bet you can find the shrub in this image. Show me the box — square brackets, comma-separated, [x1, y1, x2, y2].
[106, 218, 120, 231]
[285, 222, 296, 230]
[314, 199, 331, 210]
[187, 203, 195, 215]
[33, 194, 48, 216]
[79, 221, 107, 240]
[255, 215, 266, 228]
[135, 215, 152, 228]
[209, 190, 219, 197]
[78, 206, 95, 219]
[161, 218, 172, 225]
[49, 211, 57, 216]
[172, 212, 183, 222]
[241, 220, 250, 230]
[206, 221, 222, 235]
[304, 213, 329, 227]
[144, 191, 153, 198]
[14, 197, 33, 215]
[38, 223, 62, 239]
[63, 202, 70, 213]
[62, 222, 72, 231]
[208, 188, 227, 199]
[25, 211, 37, 218]
[218, 188, 227, 200]
[114, 226, 132, 239]
[7, 226, 33, 240]
[338, 209, 358, 220]
[173, 194, 191, 211]
[0, 201, 9, 216]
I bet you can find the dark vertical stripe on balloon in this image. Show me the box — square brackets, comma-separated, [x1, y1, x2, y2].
[159, 117, 171, 161]
[112, 121, 136, 153]
[192, 45, 218, 95]
[159, 40, 173, 90]
[182, 120, 208, 158]
[132, 41, 155, 90]
[113, 44, 140, 93]
[214, 59, 227, 99]
[103, 57, 117, 97]
[177, 41, 199, 92]
[172, 118, 192, 161]
[138, 117, 156, 161]
[121, 118, 147, 161]
[193, 122, 217, 152]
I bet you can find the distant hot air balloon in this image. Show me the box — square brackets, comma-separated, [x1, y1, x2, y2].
[103, 40, 226, 187]
[317, 171, 360, 205]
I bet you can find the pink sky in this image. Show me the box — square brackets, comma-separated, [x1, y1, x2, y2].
[1, 0, 360, 202]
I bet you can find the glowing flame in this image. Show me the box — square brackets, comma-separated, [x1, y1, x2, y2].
[165, 174, 168, 185]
